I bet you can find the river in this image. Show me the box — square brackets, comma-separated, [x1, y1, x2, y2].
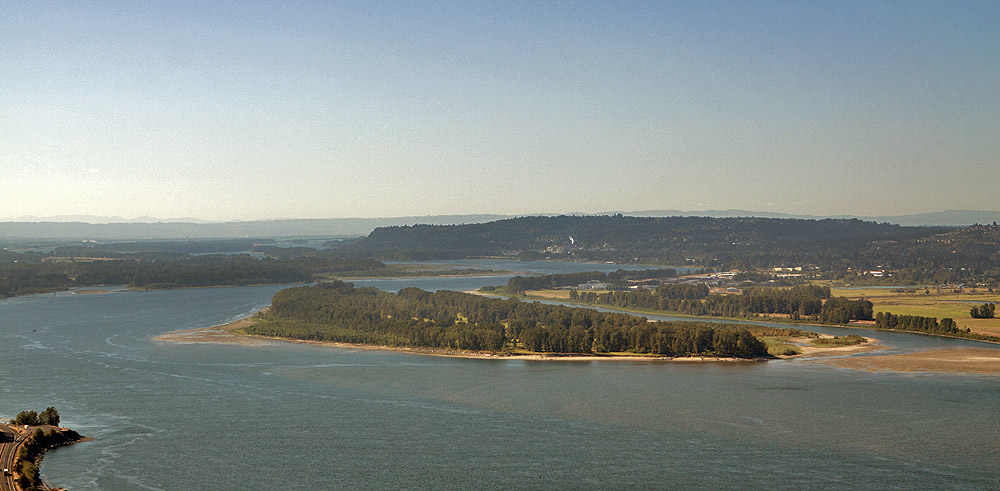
[0, 260, 997, 489]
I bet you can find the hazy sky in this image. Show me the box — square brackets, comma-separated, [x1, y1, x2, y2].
[2, 1, 998, 221]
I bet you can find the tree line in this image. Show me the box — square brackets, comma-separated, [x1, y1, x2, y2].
[247, 281, 771, 358]
[970, 303, 995, 319]
[12, 407, 59, 426]
[873, 312, 1000, 343]
[0, 254, 392, 297]
[569, 284, 872, 324]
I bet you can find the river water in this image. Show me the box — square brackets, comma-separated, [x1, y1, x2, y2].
[0, 260, 997, 489]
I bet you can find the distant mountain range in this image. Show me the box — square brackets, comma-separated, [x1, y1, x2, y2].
[0, 215, 510, 240]
[7, 214, 216, 224]
[1, 210, 998, 241]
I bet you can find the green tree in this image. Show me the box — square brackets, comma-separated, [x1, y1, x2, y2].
[13, 410, 38, 426]
[39, 407, 59, 426]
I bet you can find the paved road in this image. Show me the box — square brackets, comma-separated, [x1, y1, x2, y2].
[0, 424, 24, 491]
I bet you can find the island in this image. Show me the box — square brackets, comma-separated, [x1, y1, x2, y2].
[1, 408, 89, 491]
[157, 280, 879, 361]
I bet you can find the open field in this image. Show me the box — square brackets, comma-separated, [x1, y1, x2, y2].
[524, 289, 573, 300]
[832, 287, 1000, 337]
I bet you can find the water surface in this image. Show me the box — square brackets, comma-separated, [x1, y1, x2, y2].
[0, 262, 996, 489]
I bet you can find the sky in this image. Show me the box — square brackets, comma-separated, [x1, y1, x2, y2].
[2, 0, 998, 221]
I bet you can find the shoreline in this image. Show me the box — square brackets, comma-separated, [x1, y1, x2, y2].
[154, 307, 1000, 375]
[778, 335, 884, 359]
[0, 425, 91, 491]
[154, 313, 766, 363]
[812, 347, 1000, 375]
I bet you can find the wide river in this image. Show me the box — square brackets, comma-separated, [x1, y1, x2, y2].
[1, 260, 997, 489]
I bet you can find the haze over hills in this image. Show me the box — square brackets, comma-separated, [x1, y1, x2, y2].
[612, 210, 1000, 227]
[2, 210, 999, 241]
[0, 215, 510, 240]
[7, 215, 217, 224]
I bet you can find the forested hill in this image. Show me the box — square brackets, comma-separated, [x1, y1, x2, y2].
[354, 215, 946, 266]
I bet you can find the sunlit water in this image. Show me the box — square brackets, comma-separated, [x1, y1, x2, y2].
[0, 260, 997, 489]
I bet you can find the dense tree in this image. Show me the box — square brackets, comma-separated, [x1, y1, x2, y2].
[13, 410, 38, 426]
[569, 284, 869, 325]
[0, 254, 396, 297]
[970, 303, 995, 319]
[39, 407, 60, 426]
[12, 407, 60, 427]
[247, 282, 771, 358]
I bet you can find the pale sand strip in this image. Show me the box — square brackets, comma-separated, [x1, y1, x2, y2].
[154, 312, 761, 363]
[784, 336, 883, 358]
[813, 347, 1000, 375]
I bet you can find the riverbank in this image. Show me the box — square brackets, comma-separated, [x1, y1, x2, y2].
[0, 425, 91, 491]
[154, 309, 275, 347]
[776, 335, 883, 358]
[155, 314, 765, 363]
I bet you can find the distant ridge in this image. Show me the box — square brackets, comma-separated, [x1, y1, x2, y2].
[610, 209, 1000, 227]
[2, 210, 998, 240]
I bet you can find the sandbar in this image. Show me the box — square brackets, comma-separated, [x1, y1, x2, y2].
[781, 335, 883, 358]
[814, 347, 1000, 375]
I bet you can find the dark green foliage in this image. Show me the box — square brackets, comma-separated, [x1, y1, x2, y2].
[73, 259, 312, 288]
[506, 269, 677, 293]
[13, 410, 38, 426]
[39, 407, 60, 426]
[810, 334, 867, 346]
[571, 284, 869, 324]
[655, 283, 711, 299]
[876, 312, 1000, 343]
[0, 253, 393, 297]
[970, 303, 995, 319]
[876, 312, 960, 335]
[12, 407, 60, 426]
[248, 282, 771, 358]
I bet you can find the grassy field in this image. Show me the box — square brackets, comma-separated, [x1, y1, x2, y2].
[832, 287, 1000, 337]
[524, 286, 1000, 339]
[759, 337, 802, 356]
[524, 289, 573, 300]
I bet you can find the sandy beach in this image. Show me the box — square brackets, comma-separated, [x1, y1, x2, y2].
[814, 347, 1000, 375]
[149, 310, 997, 374]
[154, 312, 763, 363]
[154, 310, 276, 347]
[782, 335, 883, 358]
